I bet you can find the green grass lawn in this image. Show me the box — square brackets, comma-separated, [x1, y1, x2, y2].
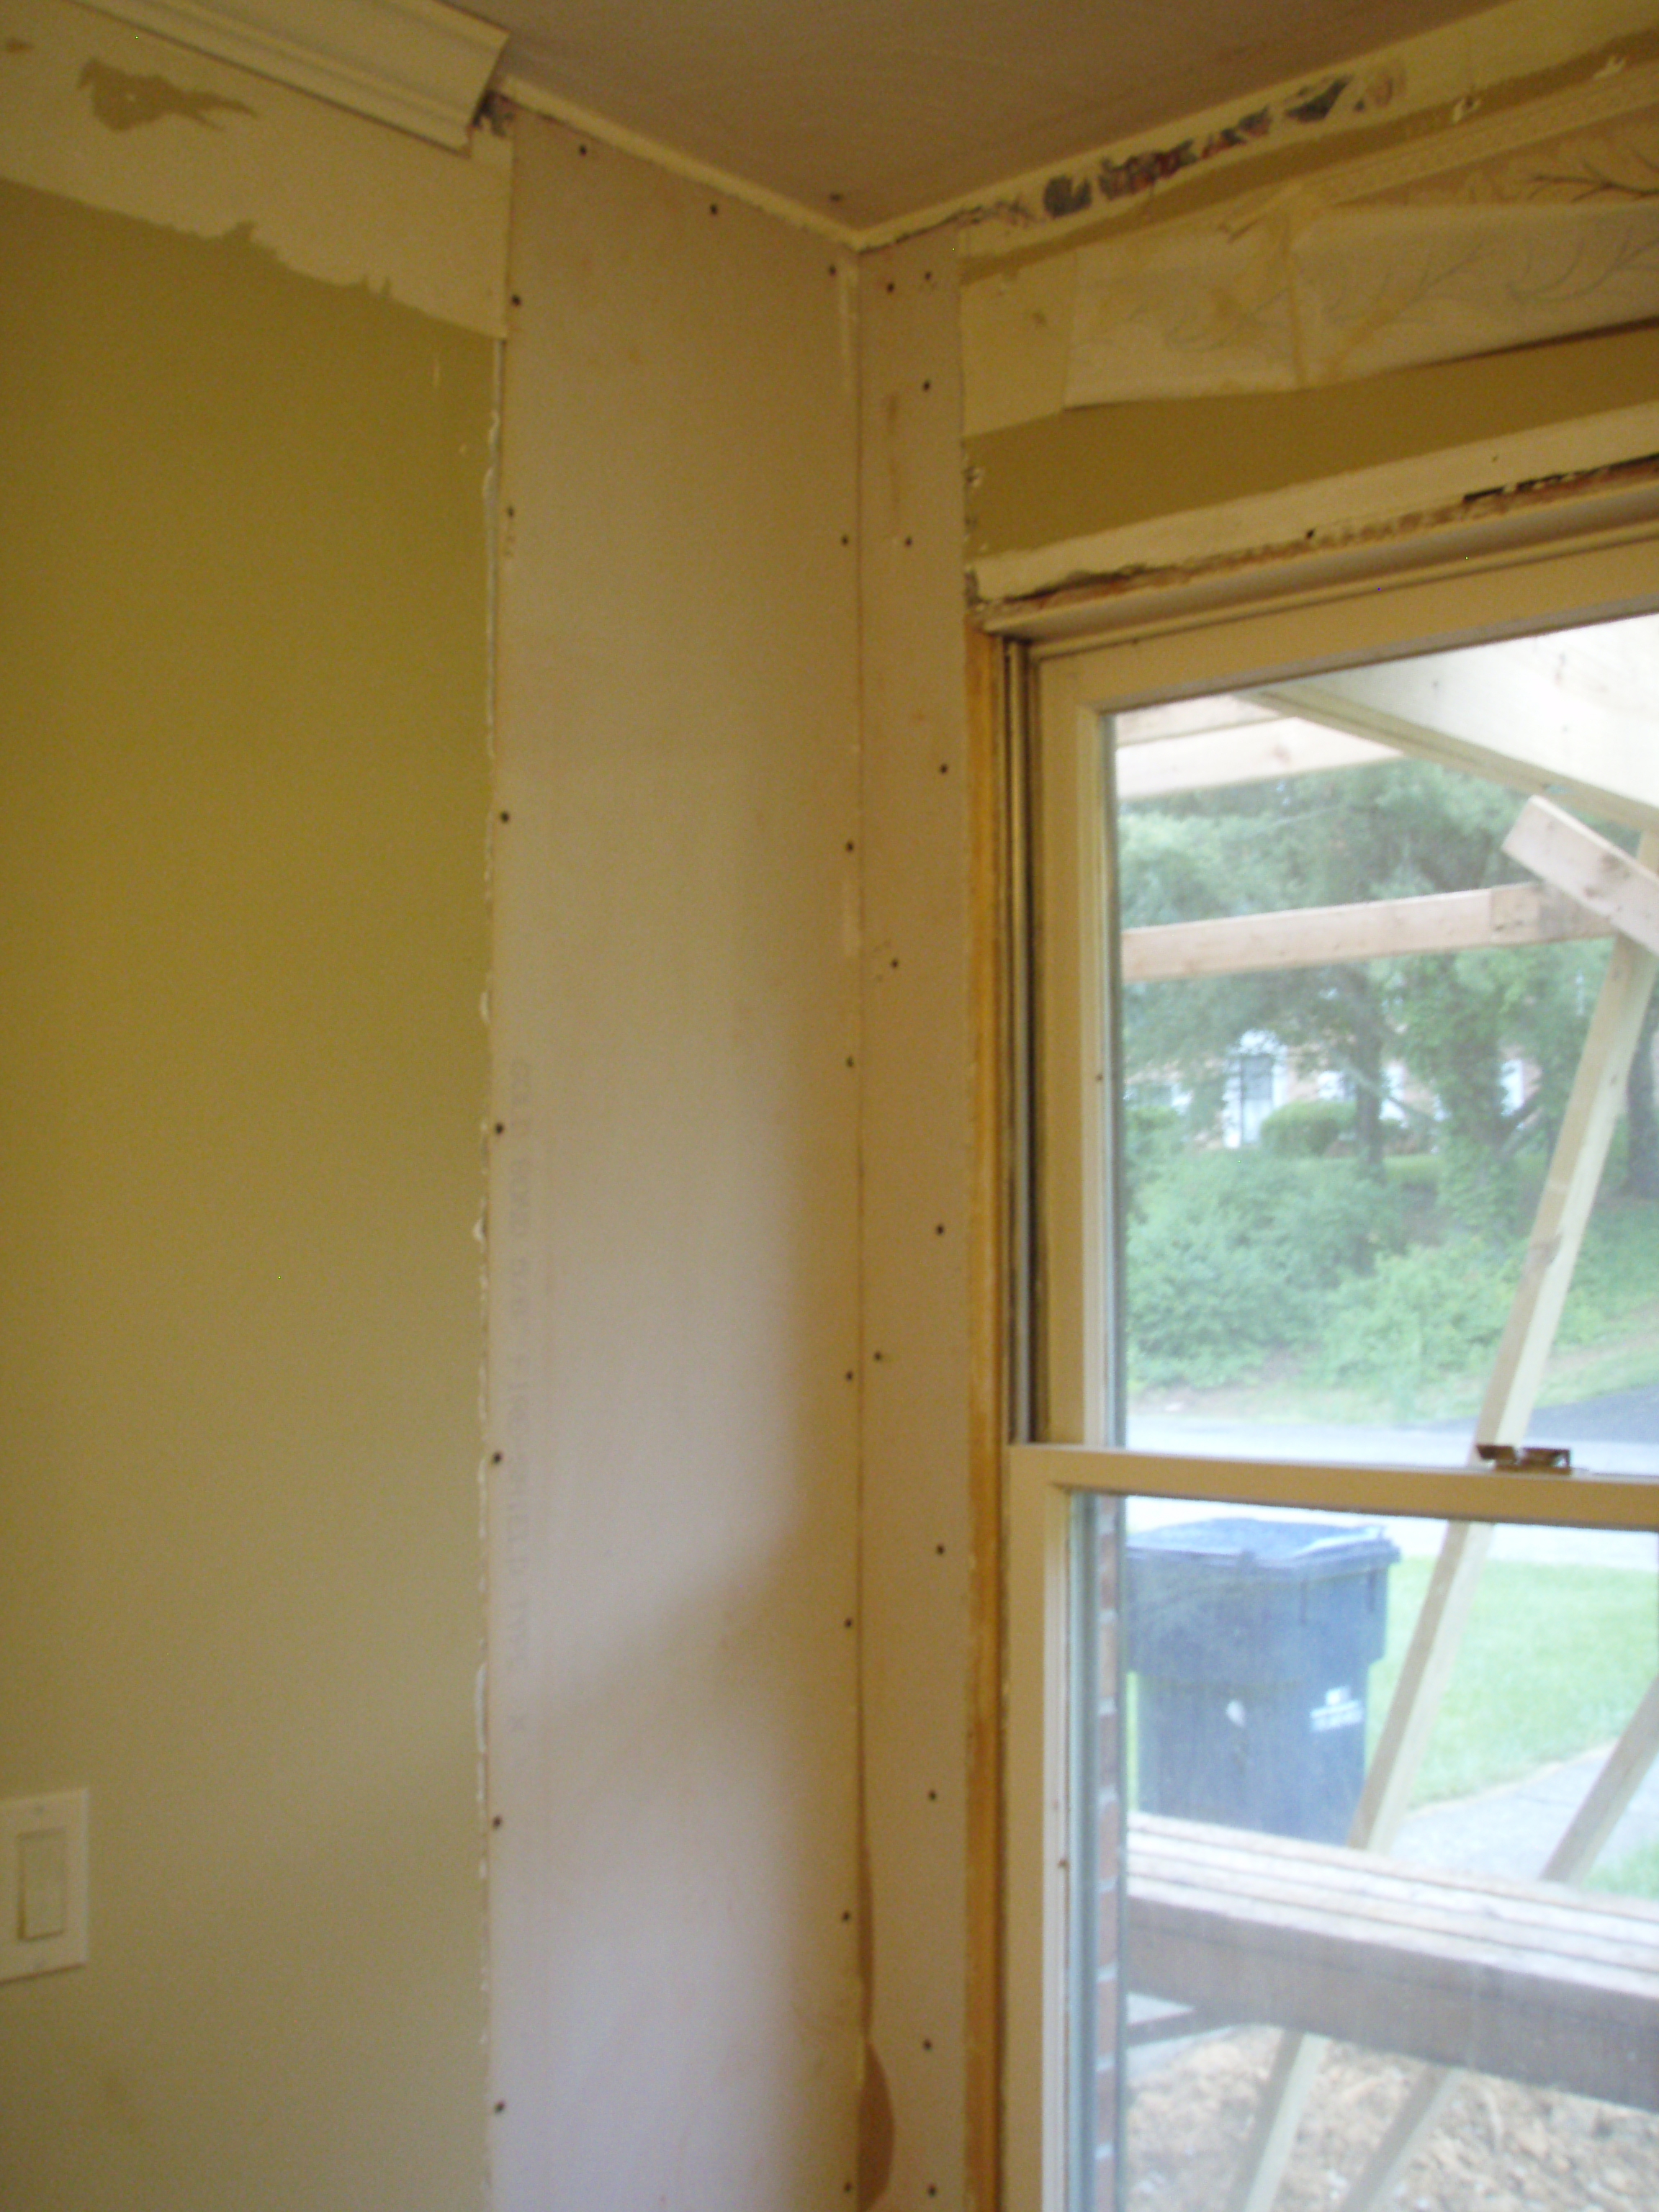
[1588, 1833, 1659, 1898]
[1367, 1555, 1658, 1808]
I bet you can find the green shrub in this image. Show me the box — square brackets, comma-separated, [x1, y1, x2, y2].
[1259, 1098, 1355, 1157]
[1123, 1093, 1185, 1202]
[1125, 1161, 1659, 1407]
[1380, 1152, 1439, 1242]
[1128, 1150, 1379, 1388]
[1316, 1236, 1517, 1410]
[1382, 1154, 1439, 1190]
[1557, 1198, 1659, 1346]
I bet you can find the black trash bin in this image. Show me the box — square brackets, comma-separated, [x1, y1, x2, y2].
[1125, 1516, 1400, 1843]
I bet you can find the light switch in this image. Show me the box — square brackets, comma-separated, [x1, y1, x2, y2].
[19, 1827, 68, 1941]
[1, 1791, 88, 1981]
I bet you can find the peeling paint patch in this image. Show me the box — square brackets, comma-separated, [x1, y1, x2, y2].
[1042, 170, 1093, 220]
[1098, 76, 1360, 202]
[0, 0, 508, 333]
[1285, 74, 1353, 125]
[78, 59, 253, 132]
[1031, 69, 1395, 226]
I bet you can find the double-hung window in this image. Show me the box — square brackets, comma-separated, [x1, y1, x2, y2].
[1007, 542, 1659, 2211]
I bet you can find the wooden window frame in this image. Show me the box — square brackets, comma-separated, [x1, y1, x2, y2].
[998, 515, 1659, 2212]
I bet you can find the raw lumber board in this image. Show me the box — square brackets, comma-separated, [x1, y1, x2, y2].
[1121, 881, 1604, 983]
[1128, 1815, 1659, 2111]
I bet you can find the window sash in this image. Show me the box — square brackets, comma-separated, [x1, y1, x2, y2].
[1005, 519, 1659, 2212]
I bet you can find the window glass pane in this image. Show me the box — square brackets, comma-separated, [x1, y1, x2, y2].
[1115, 617, 1659, 1480]
[1109, 1498, 1659, 2212]
[1077, 613, 1659, 2208]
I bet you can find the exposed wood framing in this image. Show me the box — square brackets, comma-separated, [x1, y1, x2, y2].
[1116, 720, 1393, 801]
[1129, 1815, 1659, 2108]
[1547, 1671, 1659, 1884]
[1477, 830, 1659, 1447]
[1351, 1532, 1492, 1859]
[1336, 2068, 1461, 2212]
[1259, 640, 1659, 835]
[1223, 826, 1659, 2212]
[1339, 1654, 1659, 2211]
[1122, 881, 1606, 984]
[967, 621, 1008, 2211]
[1504, 796, 1659, 957]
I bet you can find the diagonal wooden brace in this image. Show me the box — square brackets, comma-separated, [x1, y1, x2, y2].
[1220, 827, 1659, 2212]
[1334, 1672, 1659, 2212]
[1503, 796, 1659, 958]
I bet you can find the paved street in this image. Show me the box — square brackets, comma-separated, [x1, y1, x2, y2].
[1128, 1382, 1659, 1476]
[1394, 1741, 1659, 1883]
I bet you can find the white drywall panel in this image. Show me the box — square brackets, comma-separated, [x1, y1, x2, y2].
[857, 230, 974, 2209]
[487, 110, 862, 2212]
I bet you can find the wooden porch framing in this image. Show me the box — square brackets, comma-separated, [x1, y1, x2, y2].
[1112, 670, 1659, 2212]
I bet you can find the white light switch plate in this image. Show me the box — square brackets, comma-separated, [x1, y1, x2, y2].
[1, 1790, 89, 1981]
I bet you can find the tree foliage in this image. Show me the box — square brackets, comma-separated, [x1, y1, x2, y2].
[1120, 756, 1615, 1236]
[1117, 745, 1659, 1404]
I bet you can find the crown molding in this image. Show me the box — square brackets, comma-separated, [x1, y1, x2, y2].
[81, 0, 505, 148]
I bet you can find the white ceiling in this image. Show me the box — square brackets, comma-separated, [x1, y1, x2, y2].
[486, 0, 1496, 229]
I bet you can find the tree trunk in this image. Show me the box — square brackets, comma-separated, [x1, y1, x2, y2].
[1338, 973, 1387, 1168]
[1625, 1002, 1659, 1200]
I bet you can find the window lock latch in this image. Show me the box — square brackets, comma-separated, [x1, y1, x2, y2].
[1475, 1442, 1572, 1472]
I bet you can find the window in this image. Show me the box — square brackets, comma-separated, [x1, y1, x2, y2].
[1223, 1043, 1278, 1150]
[1007, 547, 1659, 2212]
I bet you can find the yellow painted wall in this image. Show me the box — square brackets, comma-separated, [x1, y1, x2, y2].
[0, 175, 494, 2211]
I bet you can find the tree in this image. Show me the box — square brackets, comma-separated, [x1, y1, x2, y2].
[1118, 754, 1611, 1237]
[1625, 997, 1659, 1200]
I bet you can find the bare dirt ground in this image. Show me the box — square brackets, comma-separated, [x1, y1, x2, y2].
[1128, 2028, 1659, 2211]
